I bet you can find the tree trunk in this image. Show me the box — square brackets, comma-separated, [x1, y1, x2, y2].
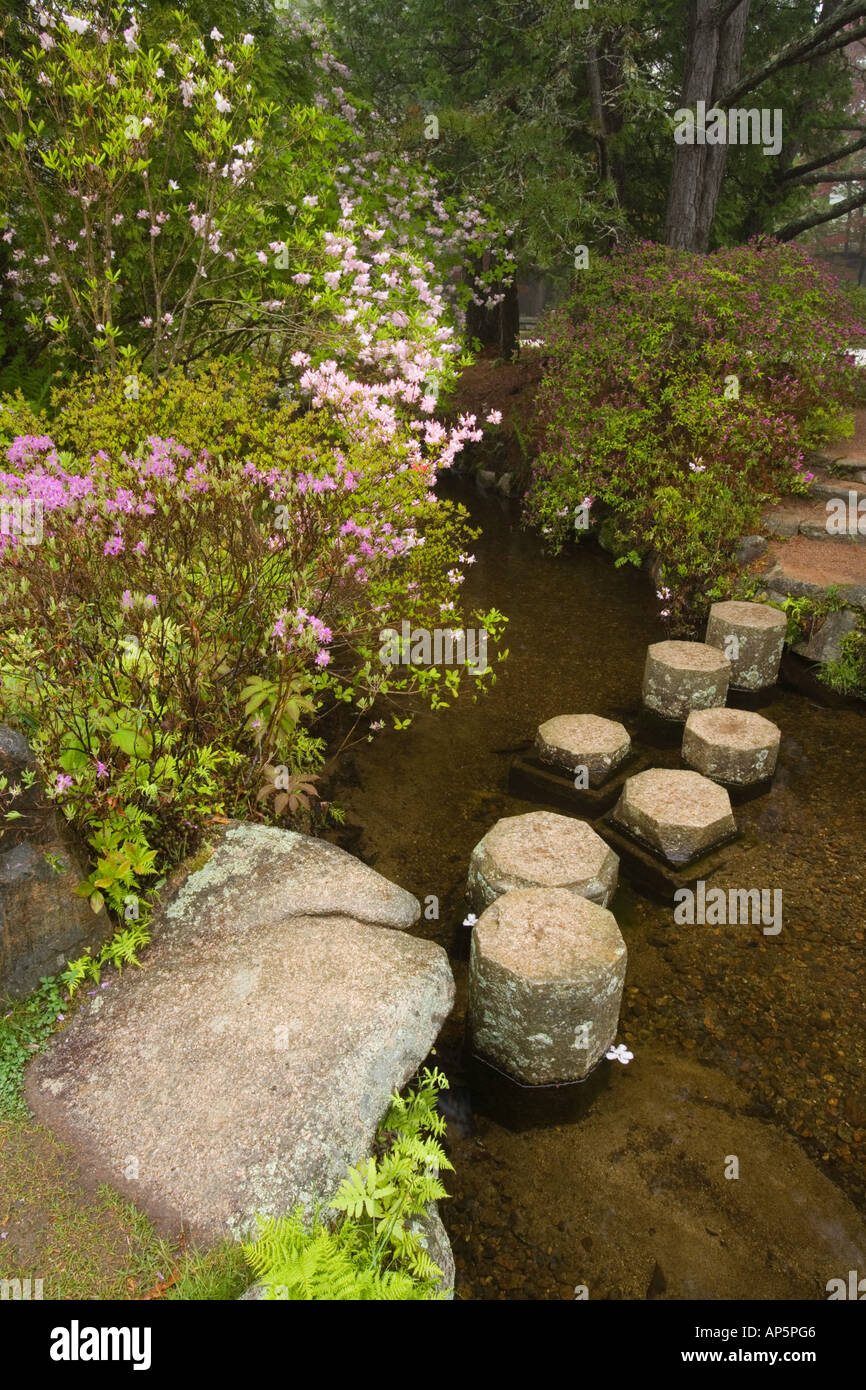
[664, 0, 751, 251]
[464, 246, 519, 360]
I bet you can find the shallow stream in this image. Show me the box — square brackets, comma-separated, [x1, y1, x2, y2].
[329, 482, 866, 1301]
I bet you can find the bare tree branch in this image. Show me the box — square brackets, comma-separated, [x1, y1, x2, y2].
[782, 131, 866, 181]
[787, 169, 866, 184]
[775, 185, 866, 240]
[717, 0, 866, 107]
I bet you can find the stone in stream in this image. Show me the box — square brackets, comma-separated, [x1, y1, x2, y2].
[26, 823, 453, 1246]
[535, 714, 630, 786]
[704, 599, 786, 690]
[682, 708, 781, 786]
[641, 641, 731, 721]
[467, 810, 618, 911]
[0, 724, 104, 999]
[468, 886, 627, 1085]
[611, 768, 736, 865]
[793, 607, 860, 665]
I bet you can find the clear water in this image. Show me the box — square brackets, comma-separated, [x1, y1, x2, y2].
[328, 481, 866, 1300]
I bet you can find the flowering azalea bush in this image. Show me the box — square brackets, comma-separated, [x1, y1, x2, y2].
[0, 7, 513, 990]
[0, 366, 504, 967]
[0, 4, 513, 422]
[527, 240, 866, 627]
[0, 6, 327, 376]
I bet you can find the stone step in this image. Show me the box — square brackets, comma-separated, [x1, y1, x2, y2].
[763, 502, 807, 538]
[808, 475, 866, 505]
[799, 521, 866, 545]
[765, 497, 866, 545]
[760, 535, 866, 605]
[823, 459, 866, 482]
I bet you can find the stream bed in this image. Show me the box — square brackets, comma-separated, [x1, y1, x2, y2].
[328, 481, 866, 1300]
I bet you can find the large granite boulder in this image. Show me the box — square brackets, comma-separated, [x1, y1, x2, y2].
[162, 822, 421, 934]
[26, 824, 453, 1246]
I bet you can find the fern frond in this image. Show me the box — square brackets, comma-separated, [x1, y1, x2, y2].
[244, 1070, 454, 1300]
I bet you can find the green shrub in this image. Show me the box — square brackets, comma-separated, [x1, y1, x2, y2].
[528, 240, 866, 629]
[0, 365, 500, 988]
[818, 625, 866, 699]
[0, 976, 66, 1119]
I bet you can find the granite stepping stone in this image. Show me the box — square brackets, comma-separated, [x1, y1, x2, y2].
[642, 641, 731, 721]
[535, 714, 631, 786]
[611, 768, 736, 865]
[468, 886, 627, 1085]
[704, 600, 786, 691]
[682, 707, 781, 786]
[467, 810, 619, 911]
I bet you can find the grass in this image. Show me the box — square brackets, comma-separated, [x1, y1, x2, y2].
[0, 1115, 249, 1299]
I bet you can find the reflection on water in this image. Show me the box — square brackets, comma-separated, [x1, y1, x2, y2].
[327, 481, 866, 1300]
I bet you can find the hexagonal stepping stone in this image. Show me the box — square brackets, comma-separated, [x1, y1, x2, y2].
[682, 708, 781, 786]
[468, 886, 627, 1085]
[467, 810, 618, 911]
[611, 768, 736, 865]
[704, 600, 786, 690]
[535, 714, 631, 787]
[642, 641, 731, 721]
